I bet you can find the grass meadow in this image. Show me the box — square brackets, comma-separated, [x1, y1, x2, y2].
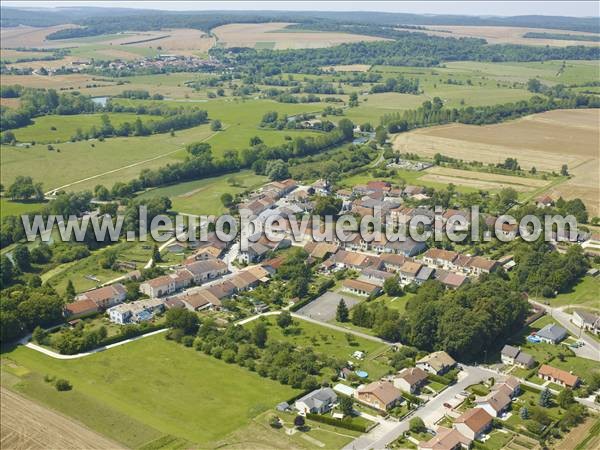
[2, 334, 298, 448]
[11, 113, 157, 144]
[138, 169, 267, 216]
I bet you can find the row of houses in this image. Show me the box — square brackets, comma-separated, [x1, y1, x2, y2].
[238, 179, 298, 218]
[163, 265, 272, 312]
[421, 248, 498, 277]
[139, 259, 229, 298]
[65, 283, 128, 318]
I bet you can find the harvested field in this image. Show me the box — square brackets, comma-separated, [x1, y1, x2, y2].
[0, 98, 20, 109]
[321, 64, 372, 72]
[421, 167, 550, 192]
[58, 29, 216, 56]
[0, 73, 115, 90]
[0, 25, 77, 48]
[213, 22, 386, 49]
[394, 109, 599, 215]
[1, 387, 123, 450]
[417, 26, 600, 47]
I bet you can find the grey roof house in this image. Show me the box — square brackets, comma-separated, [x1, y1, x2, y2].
[294, 388, 337, 415]
[536, 324, 567, 344]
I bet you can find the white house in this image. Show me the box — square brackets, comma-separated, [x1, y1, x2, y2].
[108, 298, 164, 324]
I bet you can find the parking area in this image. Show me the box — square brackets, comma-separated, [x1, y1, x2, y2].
[297, 291, 362, 322]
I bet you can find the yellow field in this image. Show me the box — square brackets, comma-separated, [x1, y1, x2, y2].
[320, 64, 372, 72]
[0, 25, 77, 48]
[416, 26, 600, 47]
[1, 387, 123, 450]
[394, 109, 599, 215]
[421, 166, 550, 192]
[213, 22, 387, 49]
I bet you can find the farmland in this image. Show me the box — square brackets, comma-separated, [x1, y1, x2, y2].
[394, 109, 600, 214]
[1, 334, 298, 447]
[212, 22, 387, 49]
[0, 387, 124, 450]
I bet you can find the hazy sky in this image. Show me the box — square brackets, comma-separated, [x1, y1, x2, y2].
[2, 1, 599, 18]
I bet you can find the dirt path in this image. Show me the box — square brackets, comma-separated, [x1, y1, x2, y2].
[1, 387, 123, 450]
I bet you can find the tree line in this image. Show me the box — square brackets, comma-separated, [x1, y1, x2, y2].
[381, 92, 599, 132]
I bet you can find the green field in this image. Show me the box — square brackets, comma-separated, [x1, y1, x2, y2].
[1, 124, 214, 193]
[0, 197, 47, 218]
[536, 276, 600, 309]
[138, 169, 267, 216]
[2, 334, 298, 447]
[11, 113, 156, 143]
[113, 97, 328, 155]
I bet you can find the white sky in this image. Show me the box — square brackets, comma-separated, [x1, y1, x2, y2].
[1, 1, 599, 18]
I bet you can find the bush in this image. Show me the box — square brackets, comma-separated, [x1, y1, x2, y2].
[306, 413, 367, 432]
[55, 379, 72, 391]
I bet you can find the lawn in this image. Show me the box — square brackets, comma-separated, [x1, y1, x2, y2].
[2, 334, 298, 447]
[11, 113, 156, 144]
[254, 316, 392, 380]
[538, 276, 600, 309]
[480, 429, 515, 450]
[138, 169, 267, 216]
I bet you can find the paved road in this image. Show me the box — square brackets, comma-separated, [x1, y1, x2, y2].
[22, 329, 168, 360]
[530, 300, 600, 361]
[342, 366, 494, 450]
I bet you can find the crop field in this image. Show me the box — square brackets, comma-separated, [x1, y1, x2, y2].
[416, 25, 600, 47]
[0, 25, 76, 48]
[138, 170, 267, 216]
[421, 166, 551, 193]
[320, 64, 372, 72]
[1, 387, 124, 450]
[11, 113, 156, 143]
[442, 60, 600, 85]
[0, 73, 122, 93]
[394, 109, 600, 214]
[213, 22, 387, 49]
[2, 334, 298, 448]
[1, 124, 214, 193]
